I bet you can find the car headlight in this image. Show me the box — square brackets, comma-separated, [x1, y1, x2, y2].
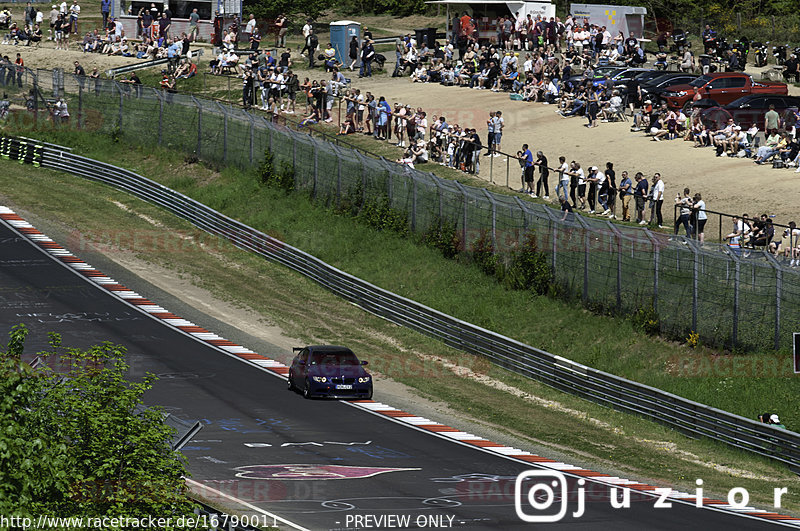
[358, 377, 371, 383]
[312, 376, 327, 382]
[662, 91, 679, 97]
[678, 91, 687, 96]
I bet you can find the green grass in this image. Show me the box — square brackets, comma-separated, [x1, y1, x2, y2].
[0, 151, 798, 513]
[13, 128, 800, 432]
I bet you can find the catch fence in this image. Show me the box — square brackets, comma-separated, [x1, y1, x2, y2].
[15, 68, 800, 353]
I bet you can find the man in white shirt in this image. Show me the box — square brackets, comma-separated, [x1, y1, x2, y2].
[244, 14, 256, 39]
[59, 0, 67, 15]
[650, 173, 665, 227]
[68, 0, 79, 33]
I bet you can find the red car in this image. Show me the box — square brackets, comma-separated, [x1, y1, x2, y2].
[661, 72, 788, 112]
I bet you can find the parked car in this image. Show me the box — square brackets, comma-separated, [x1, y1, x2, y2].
[699, 94, 800, 130]
[288, 345, 373, 399]
[660, 72, 788, 112]
[637, 73, 700, 104]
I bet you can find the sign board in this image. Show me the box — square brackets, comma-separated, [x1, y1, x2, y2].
[794, 332, 800, 373]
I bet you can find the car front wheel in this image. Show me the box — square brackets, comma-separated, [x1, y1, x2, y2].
[303, 378, 312, 399]
[287, 371, 295, 391]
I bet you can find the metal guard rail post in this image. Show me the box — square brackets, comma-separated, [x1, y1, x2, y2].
[15, 137, 800, 472]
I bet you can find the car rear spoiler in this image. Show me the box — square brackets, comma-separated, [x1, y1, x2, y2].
[292, 347, 304, 353]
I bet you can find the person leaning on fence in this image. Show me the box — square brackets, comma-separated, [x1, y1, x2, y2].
[518, 143, 534, 194]
[673, 188, 693, 237]
[692, 193, 707, 244]
[723, 215, 744, 256]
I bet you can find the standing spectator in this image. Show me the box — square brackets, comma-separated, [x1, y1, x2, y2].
[765, 104, 780, 134]
[485, 111, 495, 156]
[306, 29, 318, 68]
[519, 143, 533, 194]
[100, 0, 110, 29]
[25, 2, 35, 30]
[73, 59, 85, 77]
[14, 53, 23, 88]
[604, 161, 616, 218]
[674, 187, 693, 236]
[650, 173, 665, 228]
[555, 156, 569, 201]
[48, 5, 59, 40]
[692, 193, 707, 244]
[359, 39, 375, 78]
[568, 161, 586, 209]
[702, 24, 716, 53]
[188, 8, 199, 42]
[140, 8, 152, 40]
[634, 172, 649, 224]
[159, 12, 171, 41]
[242, 67, 255, 109]
[493, 110, 504, 156]
[250, 25, 261, 51]
[585, 166, 599, 213]
[68, 0, 79, 34]
[301, 19, 313, 55]
[618, 170, 632, 221]
[274, 14, 287, 47]
[534, 150, 549, 199]
[243, 13, 255, 42]
[59, 0, 68, 16]
[348, 35, 359, 71]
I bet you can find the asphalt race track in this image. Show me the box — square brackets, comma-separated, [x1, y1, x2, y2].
[0, 220, 784, 530]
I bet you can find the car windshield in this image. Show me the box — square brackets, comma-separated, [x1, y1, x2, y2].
[310, 351, 360, 366]
[690, 75, 713, 87]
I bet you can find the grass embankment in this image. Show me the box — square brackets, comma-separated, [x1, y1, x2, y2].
[0, 139, 797, 511]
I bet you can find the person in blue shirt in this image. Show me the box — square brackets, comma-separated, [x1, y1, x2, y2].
[518, 143, 534, 194]
[100, 0, 110, 30]
[376, 96, 391, 140]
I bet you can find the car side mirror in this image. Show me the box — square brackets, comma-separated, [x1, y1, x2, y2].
[361, 360, 369, 366]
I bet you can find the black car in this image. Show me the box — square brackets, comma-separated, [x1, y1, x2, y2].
[640, 73, 701, 104]
[288, 345, 373, 399]
[699, 94, 800, 130]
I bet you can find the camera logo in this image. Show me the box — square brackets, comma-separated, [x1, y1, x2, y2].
[514, 470, 568, 523]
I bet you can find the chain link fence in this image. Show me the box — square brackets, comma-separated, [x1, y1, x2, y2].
[19, 68, 800, 353]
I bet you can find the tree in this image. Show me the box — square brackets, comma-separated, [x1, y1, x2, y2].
[0, 325, 197, 521]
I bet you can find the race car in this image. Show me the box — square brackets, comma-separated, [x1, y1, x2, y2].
[287, 345, 373, 399]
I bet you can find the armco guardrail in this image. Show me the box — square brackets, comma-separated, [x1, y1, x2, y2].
[13, 137, 800, 470]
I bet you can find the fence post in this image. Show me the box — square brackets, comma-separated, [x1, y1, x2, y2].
[583, 227, 589, 303]
[645, 230, 659, 314]
[336, 150, 342, 207]
[77, 83, 83, 130]
[248, 114, 254, 164]
[411, 176, 418, 232]
[312, 138, 318, 199]
[191, 96, 202, 157]
[157, 90, 164, 145]
[776, 267, 782, 350]
[733, 258, 740, 347]
[482, 189, 497, 251]
[607, 222, 623, 310]
[222, 108, 228, 163]
[489, 152, 493, 184]
[455, 181, 469, 247]
[117, 82, 123, 130]
[692, 243, 699, 332]
[506, 156, 510, 189]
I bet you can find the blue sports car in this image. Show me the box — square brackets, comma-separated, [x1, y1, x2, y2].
[287, 345, 373, 399]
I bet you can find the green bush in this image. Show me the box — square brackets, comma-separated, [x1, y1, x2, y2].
[258, 151, 295, 192]
[422, 218, 462, 260]
[631, 304, 660, 336]
[504, 232, 551, 295]
[356, 195, 409, 235]
[470, 231, 498, 277]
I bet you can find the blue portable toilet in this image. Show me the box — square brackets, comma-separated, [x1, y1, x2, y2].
[329, 20, 361, 66]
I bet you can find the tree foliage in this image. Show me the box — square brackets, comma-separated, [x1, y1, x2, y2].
[0, 325, 196, 521]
